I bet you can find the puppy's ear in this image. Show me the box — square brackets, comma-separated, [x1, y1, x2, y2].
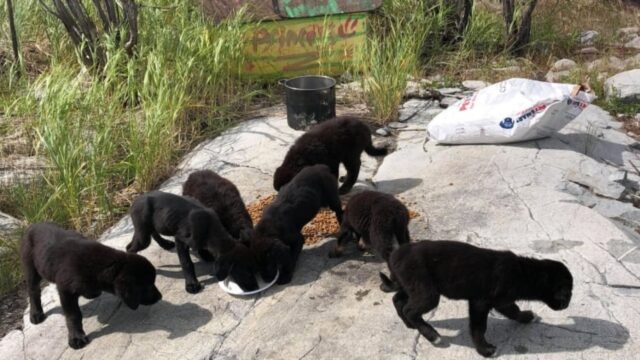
[115, 275, 141, 310]
[239, 228, 254, 247]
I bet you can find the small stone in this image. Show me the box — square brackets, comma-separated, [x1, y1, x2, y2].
[376, 128, 390, 136]
[552, 58, 577, 72]
[339, 71, 354, 83]
[588, 56, 626, 72]
[404, 81, 422, 98]
[624, 36, 640, 49]
[388, 122, 408, 129]
[580, 47, 599, 55]
[546, 70, 571, 83]
[462, 80, 490, 91]
[605, 69, 640, 101]
[0, 211, 21, 238]
[437, 87, 462, 95]
[618, 26, 639, 38]
[439, 97, 459, 109]
[579, 30, 599, 45]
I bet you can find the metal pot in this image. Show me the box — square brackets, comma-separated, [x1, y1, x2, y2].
[282, 75, 336, 130]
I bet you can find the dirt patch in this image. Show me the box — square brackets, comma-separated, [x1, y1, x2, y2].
[247, 193, 419, 245]
[0, 284, 27, 338]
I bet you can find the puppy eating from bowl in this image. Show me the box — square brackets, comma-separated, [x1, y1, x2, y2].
[126, 191, 258, 294]
[329, 190, 411, 262]
[21, 222, 162, 349]
[253, 164, 343, 285]
[380, 240, 573, 357]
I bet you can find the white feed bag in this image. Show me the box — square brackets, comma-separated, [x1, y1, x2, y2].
[427, 78, 595, 144]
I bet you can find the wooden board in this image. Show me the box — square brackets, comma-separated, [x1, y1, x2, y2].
[274, 0, 382, 18]
[242, 12, 367, 79]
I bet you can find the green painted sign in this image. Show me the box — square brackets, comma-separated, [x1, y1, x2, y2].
[275, 0, 381, 18]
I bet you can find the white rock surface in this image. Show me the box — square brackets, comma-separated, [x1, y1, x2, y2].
[2, 104, 640, 360]
[605, 69, 640, 101]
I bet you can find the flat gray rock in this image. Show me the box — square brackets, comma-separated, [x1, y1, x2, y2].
[3, 104, 640, 360]
[437, 87, 462, 95]
[461, 80, 489, 91]
[439, 97, 460, 108]
[605, 69, 640, 101]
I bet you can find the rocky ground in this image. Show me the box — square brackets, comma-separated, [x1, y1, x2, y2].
[2, 90, 640, 359]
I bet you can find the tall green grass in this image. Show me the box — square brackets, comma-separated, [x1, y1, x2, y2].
[3, 2, 257, 235]
[354, 0, 444, 123]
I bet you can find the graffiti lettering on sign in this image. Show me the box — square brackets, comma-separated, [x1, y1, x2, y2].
[250, 16, 359, 52]
[243, 13, 366, 78]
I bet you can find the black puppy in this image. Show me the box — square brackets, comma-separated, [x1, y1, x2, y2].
[126, 191, 258, 293]
[182, 169, 253, 241]
[380, 240, 573, 357]
[274, 116, 388, 194]
[329, 190, 410, 261]
[21, 222, 162, 349]
[253, 164, 343, 285]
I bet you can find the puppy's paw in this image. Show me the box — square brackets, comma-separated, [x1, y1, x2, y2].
[125, 242, 138, 253]
[30, 312, 46, 324]
[185, 282, 203, 294]
[68, 335, 90, 349]
[158, 241, 175, 251]
[476, 344, 497, 358]
[518, 310, 536, 324]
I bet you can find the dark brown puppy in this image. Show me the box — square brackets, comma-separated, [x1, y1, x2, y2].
[126, 191, 258, 293]
[273, 116, 388, 194]
[182, 170, 253, 242]
[253, 164, 343, 285]
[21, 222, 162, 349]
[329, 190, 410, 261]
[380, 240, 573, 357]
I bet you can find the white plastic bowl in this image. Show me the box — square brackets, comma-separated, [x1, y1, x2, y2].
[218, 270, 279, 296]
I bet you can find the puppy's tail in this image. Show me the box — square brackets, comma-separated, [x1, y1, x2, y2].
[365, 142, 388, 157]
[379, 272, 400, 293]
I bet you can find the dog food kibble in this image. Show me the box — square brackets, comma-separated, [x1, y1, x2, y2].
[247, 194, 340, 245]
[247, 194, 420, 245]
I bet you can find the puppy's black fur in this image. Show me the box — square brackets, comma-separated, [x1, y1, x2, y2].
[21, 222, 162, 349]
[273, 116, 388, 194]
[253, 164, 343, 285]
[126, 191, 258, 293]
[380, 240, 573, 357]
[329, 190, 410, 261]
[182, 170, 253, 242]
